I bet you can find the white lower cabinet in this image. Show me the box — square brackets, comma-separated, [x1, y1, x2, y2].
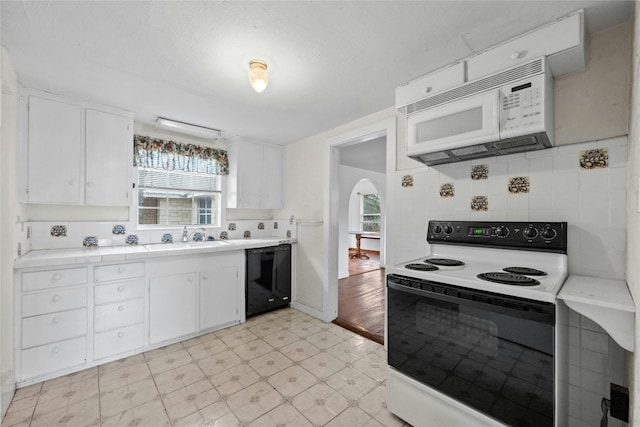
[149, 272, 198, 344]
[16, 250, 245, 385]
[200, 266, 239, 330]
[93, 268, 145, 361]
[21, 336, 87, 380]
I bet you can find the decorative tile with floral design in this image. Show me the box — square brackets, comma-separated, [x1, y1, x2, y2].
[125, 235, 139, 245]
[471, 196, 488, 211]
[243, 231, 251, 239]
[228, 223, 236, 231]
[580, 148, 608, 169]
[286, 230, 292, 238]
[83, 236, 98, 247]
[439, 183, 455, 198]
[274, 222, 278, 230]
[112, 224, 126, 235]
[51, 225, 67, 237]
[508, 176, 530, 194]
[401, 175, 414, 188]
[471, 164, 489, 180]
[161, 233, 173, 243]
[219, 231, 228, 240]
[258, 223, 265, 230]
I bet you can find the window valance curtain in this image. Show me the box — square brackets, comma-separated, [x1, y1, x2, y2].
[134, 134, 229, 175]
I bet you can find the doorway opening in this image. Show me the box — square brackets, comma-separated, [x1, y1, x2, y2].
[347, 182, 381, 276]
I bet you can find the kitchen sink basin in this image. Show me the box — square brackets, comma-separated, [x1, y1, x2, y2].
[145, 240, 234, 252]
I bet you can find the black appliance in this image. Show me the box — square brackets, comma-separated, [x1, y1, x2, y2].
[245, 244, 291, 317]
[386, 220, 568, 427]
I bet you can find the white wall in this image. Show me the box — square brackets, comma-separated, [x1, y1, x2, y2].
[625, 5, 639, 425]
[338, 166, 385, 278]
[1, 46, 20, 420]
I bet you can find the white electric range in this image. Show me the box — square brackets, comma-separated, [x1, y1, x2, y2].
[386, 220, 568, 427]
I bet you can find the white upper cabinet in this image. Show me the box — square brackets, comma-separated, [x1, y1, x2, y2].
[227, 137, 283, 209]
[27, 96, 83, 204]
[23, 89, 133, 206]
[85, 109, 132, 206]
[467, 10, 584, 81]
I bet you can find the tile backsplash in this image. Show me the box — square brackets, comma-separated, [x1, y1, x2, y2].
[393, 135, 628, 281]
[24, 219, 297, 251]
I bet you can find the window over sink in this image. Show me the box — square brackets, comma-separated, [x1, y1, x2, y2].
[133, 135, 228, 227]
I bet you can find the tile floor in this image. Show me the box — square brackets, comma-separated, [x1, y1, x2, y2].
[1, 308, 410, 427]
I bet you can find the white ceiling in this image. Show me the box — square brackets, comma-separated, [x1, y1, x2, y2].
[1, 1, 634, 145]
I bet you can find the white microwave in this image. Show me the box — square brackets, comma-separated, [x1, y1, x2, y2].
[404, 58, 554, 165]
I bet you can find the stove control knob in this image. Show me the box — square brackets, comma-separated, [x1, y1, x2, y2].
[494, 226, 509, 237]
[444, 225, 454, 234]
[523, 227, 538, 239]
[540, 228, 557, 240]
[433, 225, 443, 234]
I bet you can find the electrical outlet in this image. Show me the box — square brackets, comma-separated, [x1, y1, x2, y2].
[610, 383, 629, 423]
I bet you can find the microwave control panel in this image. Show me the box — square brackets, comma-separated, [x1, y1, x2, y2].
[500, 74, 546, 133]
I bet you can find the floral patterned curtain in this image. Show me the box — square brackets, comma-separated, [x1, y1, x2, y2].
[133, 134, 229, 175]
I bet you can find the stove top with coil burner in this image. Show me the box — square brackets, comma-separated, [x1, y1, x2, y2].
[388, 220, 568, 303]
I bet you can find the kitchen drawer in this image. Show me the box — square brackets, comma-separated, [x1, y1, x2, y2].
[21, 336, 86, 380]
[467, 11, 583, 80]
[22, 267, 88, 292]
[94, 323, 144, 360]
[94, 298, 144, 333]
[94, 262, 145, 283]
[95, 279, 144, 305]
[22, 308, 87, 349]
[396, 61, 465, 110]
[22, 287, 87, 317]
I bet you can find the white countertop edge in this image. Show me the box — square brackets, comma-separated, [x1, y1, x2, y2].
[558, 274, 635, 312]
[14, 238, 297, 269]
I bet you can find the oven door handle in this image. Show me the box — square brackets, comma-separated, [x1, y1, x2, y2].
[387, 278, 555, 325]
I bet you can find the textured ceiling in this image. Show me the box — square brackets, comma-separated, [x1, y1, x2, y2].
[1, 1, 634, 145]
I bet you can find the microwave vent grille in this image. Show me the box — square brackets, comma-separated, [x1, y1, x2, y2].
[404, 58, 544, 115]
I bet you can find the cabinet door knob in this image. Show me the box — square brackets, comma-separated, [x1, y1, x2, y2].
[52, 273, 62, 281]
[86, 181, 94, 188]
[117, 331, 124, 338]
[117, 267, 125, 274]
[52, 316, 61, 324]
[51, 295, 61, 302]
[118, 305, 125, 312]
[117, 285, 125, 292]
[67, 180, 75, 186]
[202, 274, 208, 280]
[188, 277, 194, 283]
[51, 346, 60, 354]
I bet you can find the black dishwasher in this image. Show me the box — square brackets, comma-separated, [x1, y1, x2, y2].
[245, 244, 291, 317]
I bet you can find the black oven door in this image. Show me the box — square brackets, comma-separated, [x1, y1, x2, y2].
[387, 274, 555, 427]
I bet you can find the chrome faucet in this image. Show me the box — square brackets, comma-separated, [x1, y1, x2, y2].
[183, 227, 206, 242]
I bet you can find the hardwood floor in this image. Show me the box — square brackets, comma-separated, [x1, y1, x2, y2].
[334, 251, 384, 344]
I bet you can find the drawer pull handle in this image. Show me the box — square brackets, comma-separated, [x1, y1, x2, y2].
[283, 296, 289, 300]
[52, 346, 60, 354]
[117, 286, 125, 292]
[268, 298, 275, 302]
[51, 295, 61, 302]
[117, 331, 124, 338]
[117, 267, 125, 274]
[52, 274, 62, 281]
[67, 180, 75, 186]
[52, 316, 61, 324]
[118, 305, 125, 312]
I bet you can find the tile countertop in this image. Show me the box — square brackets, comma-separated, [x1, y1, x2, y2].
[14, 238, 297, 269]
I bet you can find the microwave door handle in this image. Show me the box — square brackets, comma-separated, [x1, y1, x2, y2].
[493, 89, 501, 135]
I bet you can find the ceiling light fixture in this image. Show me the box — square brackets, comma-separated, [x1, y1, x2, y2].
[155, 117, 221, 139]
[248, 60, 269, 93]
